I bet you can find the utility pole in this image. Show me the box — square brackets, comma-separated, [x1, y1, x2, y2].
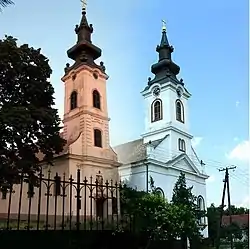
[216, 166, 236, 249]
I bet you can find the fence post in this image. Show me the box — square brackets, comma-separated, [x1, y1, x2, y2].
[76, 169, 81, 231]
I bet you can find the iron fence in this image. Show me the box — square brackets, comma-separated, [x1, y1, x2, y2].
[0, 168, 133, 231]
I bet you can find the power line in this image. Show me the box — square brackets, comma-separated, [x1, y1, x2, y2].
[149, 147, 249, 182]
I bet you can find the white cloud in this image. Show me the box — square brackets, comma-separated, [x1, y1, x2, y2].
[207, 175, 216, 183]
[235, 101, 240, 107]
[227, 140, 250, 162]
[238, 196, 250, 208]
[191, 137, 203, 148]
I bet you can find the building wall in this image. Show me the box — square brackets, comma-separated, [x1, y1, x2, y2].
[0, 158, 69, 224]
[68, 155, 120, 219]
[143, 82, 190, 135]
[62, 64, 112, 156]
[0, 156, 119, 226]
[119, 164, 147, 191]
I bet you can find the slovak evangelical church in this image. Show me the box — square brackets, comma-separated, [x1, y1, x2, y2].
[113, 21, 209, 236]
[0, 4, 208, 237]
[114, 23, 209, 200]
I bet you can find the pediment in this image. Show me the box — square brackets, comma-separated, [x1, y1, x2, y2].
[169, 154, 200, 175]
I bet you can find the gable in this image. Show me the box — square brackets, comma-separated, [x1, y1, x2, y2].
[169, 154, 200, 175]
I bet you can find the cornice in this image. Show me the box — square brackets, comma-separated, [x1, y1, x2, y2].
[141, 123, 193, 139]
[142, 81, 191, 99]
[39, 152, 121, 168]
[61, 64, 107, 82]
[66, 154, 121, 167]
[63, 109, 110, 123]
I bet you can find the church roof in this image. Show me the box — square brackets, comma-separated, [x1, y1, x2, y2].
[113, 138, 147, 164]
[149, 134, 169, 148]
[142, 23, 190, 95]
[64, 6, 106, 76]
[113, 136, 168, 165]
[222, 214, 249, 229]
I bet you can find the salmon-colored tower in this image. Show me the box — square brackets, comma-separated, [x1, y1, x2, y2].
[61, 5, 119, 178]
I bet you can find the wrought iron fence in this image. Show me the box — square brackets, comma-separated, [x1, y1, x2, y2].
[0, 169, 133, 231]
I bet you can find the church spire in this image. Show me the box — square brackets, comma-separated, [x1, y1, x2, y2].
[150, 20, 180, 81]
[66, 1, 103, 72]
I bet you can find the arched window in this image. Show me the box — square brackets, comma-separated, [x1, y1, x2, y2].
[197, 195, 206, 225]
[93, 90, 101, 109]
[70, 91, 78, 110]
[155, 187, 165, 198]
[151, 99, 163, 122]
[178, 138, 186, 152]
[94, 129, 102, 147]
[176, 100, 184, 123]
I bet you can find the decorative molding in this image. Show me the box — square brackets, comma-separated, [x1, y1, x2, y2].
[61, 64, 107, 82]
[65, 154, 121, 167]
[142, 82, 191, 99]
[63, 109, 109, 123]
[142, 124, 193, 139]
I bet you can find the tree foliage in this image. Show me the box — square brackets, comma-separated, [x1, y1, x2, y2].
[224, 205, 249, 215]
[0, 36, 66, 188]
[120, 174, 203, 248]
[206, 203, 219, 246]
[172, 172, 205, 241]
[207, 203, 249, 248]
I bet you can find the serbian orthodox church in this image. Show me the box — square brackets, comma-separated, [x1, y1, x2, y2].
[113, 22, 209, 236]
[0, 4, 120, 222]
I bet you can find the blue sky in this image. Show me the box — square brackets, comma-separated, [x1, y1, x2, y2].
[1, 0, 249, 207]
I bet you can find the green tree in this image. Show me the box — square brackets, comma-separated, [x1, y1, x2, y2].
[0, 36, 66, 188]
[222, 222, 243, 241]
[207, 204, 249, 248]
[207, 203, 220, 246]
[172, 172, 204, 248]
[224, 205, 249, 215]
[120, 176, 204, 248]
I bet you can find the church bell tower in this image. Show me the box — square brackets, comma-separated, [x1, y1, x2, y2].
[61, 3, 118, 164]
[141, 21, 193, 158]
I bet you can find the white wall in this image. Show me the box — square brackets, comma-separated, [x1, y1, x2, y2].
[142, 82, 190, 135]
[169, 130, 192, 158]
[118, 161, 208, 237]
[119, 164, 147, 191]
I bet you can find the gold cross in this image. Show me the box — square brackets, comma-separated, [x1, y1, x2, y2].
[80, 0, 87, 11]
[162, 19, 167, 31]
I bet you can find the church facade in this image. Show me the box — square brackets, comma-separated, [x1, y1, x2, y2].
[114, 24, 209, 237]
[0, 6, 120, 224]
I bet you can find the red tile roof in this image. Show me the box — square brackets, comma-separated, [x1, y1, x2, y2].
[222, 214, 249, 229]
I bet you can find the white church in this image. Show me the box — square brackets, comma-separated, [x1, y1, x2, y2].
[114, 23, 209, 237]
